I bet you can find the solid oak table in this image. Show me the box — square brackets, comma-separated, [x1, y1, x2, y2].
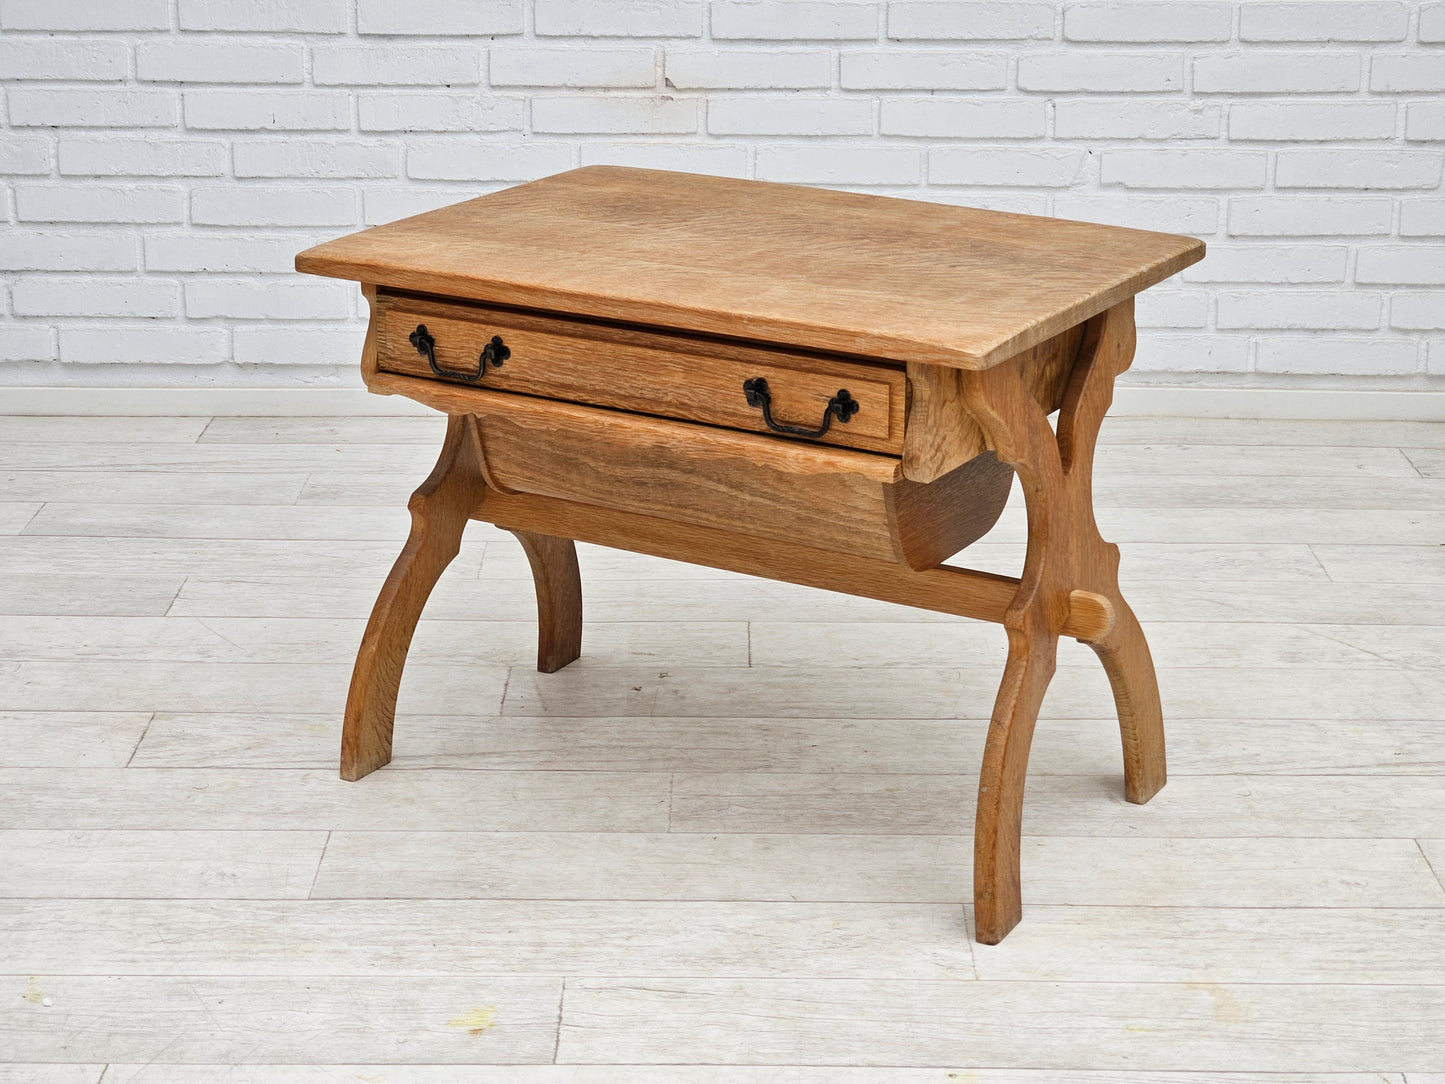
[296, 166, 1204, 944]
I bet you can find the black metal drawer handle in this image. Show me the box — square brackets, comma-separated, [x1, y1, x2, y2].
[742, 377, 858, 439]
[409, 324, 509, 383]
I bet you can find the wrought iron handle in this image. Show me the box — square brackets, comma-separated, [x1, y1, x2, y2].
[409, 324, 509, 384]
[742, 377, 858, 439]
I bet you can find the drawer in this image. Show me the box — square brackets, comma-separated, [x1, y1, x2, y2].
[376, 376, 1013, 571]
[372, 291, 906, 455]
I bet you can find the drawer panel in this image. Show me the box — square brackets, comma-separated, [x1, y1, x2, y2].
[370, 373, 1012, 571]
[373, 291, 905, 455]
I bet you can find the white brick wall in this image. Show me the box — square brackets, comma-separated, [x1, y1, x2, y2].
[0, 0, 1441, 387]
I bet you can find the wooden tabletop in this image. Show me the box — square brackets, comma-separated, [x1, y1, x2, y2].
[296, 166, 1204, 369]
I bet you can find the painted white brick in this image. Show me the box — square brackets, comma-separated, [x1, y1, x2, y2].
[1018, 53, 1184, 92]
[15, 184, 183, 224]
[1192, 52, 1363, 94]
[185, 280, 352, 320]
[493, 47, 657, 88]
[1064, 2, 1232, 42]
[0, 0, 169, 30]
[1276, 150, 1443, 189]
[1370, 54, 1445, 92]
[184, 91, 351, 131]
[233, 326, 364, 366]
[1180, 246, 1348, 283]
[0, 39, 128, 81]
[1228, 197, 1395, 237]
[1391, 293, 1445, 330]
[178, 0, 348, 32]
[357, 0, 524, 35]
[136, 43, 304, 85]
[1241, 3, 1409, 42]
[406, 142, 574, 181]
[1430, 339, 1445, 375]
[707, 96, 871, 135]
[1133, 333, 1249, 372]
[711, 2, 878, 40]
[11, 276, 178, 318]
[1401, 199, 1445, 237]
[144, 235, 302, 274]
[1102, 149, 1266, 189]
[535, 0, 705, 37]
[362, 185, 503, 226]
[7, 89, 178, 129]
[666, 48, 831, 89]
[880, 98, 1045, 138]
[358, 94, 524, 133]
[1053, 195, 1219, 234]
[58, 137, 227, 177]
[0, 136, 54, 175]
[756, 144, 921, 184]
[887, 2, 1055, 40]
[1053, 100, 1220, 139]
[60, 326, 230, 366]
[312, 46, 482, 86]
[1421, 2, 1445, 41]
[1406, 103, 1445, 143]
[1229, 102, 1397, 142]
[0, 230, 137, 271]
[579, 141, 749, 176]
[233, 140, 400, 179]
[931, 146, 1086, 186]
[1217, 291, 1382, 330]
[532, 95, 698, 134]
[839, 51, 1007, 90]
[0, 326, 57, 363]
[190, 186, 357, 227]
[1356, 247, 1445, 285]
[1256, 337, 1419, 375]
[1134, 290, 1210, 328]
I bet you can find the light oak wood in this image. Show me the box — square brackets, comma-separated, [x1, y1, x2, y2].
[296, 166, 1203, 368]
[375, 291, 906, 455]
[341, 414, 489, 780]
[506, 529, 582, 674]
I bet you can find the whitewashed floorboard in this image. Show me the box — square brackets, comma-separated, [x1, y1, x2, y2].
[0, 503, 39, 534]
[0, 712, 152, 767]
[668, 773, 1445, 837]
[0, 660, 507, 715]
[0, 617, 749, 667]
[554, 978, 1445, 1070]
[1312, 544, 1445, 584]
[1403, 446, 1445, 476]
[1, 471, 309, 504]
[310, 832, 1445, 908]
[1416, 840, 1445, 892]
[501, 663, 1445, 720]
[0, 1066, 102, 1084]
[1093, 443, 1420, 476]
[22, 503, 418, 542]
[88, 1069, 1418, 1084]
[0, 416, 208, 443]
[2, 900, 975, 980]
[0, 830, 326, 899]
[8, 442, 439, 473]
[0, 575, 186, 617]
[0, 974, 562, 1063]
[0, 768, 670, 832]
[198, 415, 447, 444]
[1098, 416, 1445, 447]
[127, 713, 1445, 777]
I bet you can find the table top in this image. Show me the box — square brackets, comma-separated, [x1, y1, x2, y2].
[296, 166, 1204, 370]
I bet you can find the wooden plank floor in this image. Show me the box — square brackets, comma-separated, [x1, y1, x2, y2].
[1, 412, 1443, 1082]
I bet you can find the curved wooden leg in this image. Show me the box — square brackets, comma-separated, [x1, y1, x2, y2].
[508, 529, 583, 674]
[974, 622, 1058, 945]
[1086, 593, 1166, 804]
[341, 415, 487, 781]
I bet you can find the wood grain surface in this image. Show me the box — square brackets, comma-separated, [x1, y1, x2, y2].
[296, 166, 1204, 369]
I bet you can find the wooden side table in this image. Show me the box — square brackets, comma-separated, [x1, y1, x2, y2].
[297, 167, 1204, 943]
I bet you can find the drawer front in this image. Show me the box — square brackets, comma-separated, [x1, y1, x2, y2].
[373, 292, 905, 455]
